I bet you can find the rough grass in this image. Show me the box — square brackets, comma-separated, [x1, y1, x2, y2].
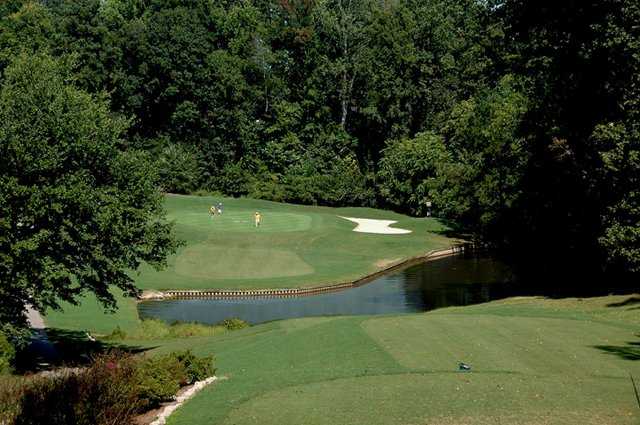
[104, 319, 228, 340]
[140, 295, 640, 425]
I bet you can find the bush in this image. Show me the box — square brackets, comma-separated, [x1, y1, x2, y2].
[0, 331, 15, 374]
[2, 350, 216, 425]
[106, 319, 224, 341]
[104, 326, 127, 340]
[219, 318, 249, 330]
[14, 352, 142, 425]
[171, 351, 215, 383]
[135, 354, 182, 408]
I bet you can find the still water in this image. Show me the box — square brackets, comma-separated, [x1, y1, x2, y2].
[138, 255, 519, 325]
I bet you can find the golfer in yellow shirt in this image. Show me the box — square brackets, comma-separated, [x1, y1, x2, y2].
[254, 211, 261, 227]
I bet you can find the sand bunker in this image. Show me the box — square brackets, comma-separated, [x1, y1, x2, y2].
[339, 217, 412, 234]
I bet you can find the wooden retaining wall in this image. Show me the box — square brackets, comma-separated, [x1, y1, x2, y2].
[140, 245, 466, 301]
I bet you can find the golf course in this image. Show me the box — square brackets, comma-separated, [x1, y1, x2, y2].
[38, 195, 640, 425]
[45, 194, 454, 333]
[125, 295, 640, 425]
[3, 3, 640, 424]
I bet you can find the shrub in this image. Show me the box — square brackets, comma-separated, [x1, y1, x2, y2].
[104, 326, 127, 340]
[171, 351, 215, 384]
[113, 319, 223, 340]
[0, 331, 15, 374]
[219, 318, 249, 330]
[135, 355, 182, 408]
[14, 352, 142, 425]
[2, 350, 216, 424]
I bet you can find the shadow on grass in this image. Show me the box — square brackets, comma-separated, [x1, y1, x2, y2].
[15, 328, 155, 373]
[594, 338, 640, 361]
[607, 296, 640, 308]
[430, 218, 471, 241]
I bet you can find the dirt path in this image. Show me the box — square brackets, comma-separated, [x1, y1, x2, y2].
[27, 305, 45, 329]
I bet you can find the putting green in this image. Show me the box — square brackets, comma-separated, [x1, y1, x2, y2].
[175, 245, 314, 279]
[139, 195, 453, 291]
[170, 210, 313, 233]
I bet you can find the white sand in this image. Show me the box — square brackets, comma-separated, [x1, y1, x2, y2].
[339, 217, 412, 234]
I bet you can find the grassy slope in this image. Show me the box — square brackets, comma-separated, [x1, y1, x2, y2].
[45, 194, 453, 333]
[129, 295, 640, 425]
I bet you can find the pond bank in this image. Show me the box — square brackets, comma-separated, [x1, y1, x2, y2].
[139, 245, 465, 301]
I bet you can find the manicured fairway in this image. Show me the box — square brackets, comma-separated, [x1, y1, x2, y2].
[129, 295, 640, 425]
[45, 194, 453, 333]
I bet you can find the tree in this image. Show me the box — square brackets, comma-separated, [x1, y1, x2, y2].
[0, 1, 56, 72]
[591, 0, 640, 273]
[157, 141, 200, 194]
[378, 132, 451, 216]
[435, 75, 529, 242]
[0, 54, 179, 342]
[496, 0, 640, 273]
[313, 0, 372, 129]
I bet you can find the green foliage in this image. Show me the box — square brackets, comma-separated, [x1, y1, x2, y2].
[105, 326, 127, 340]
[1, 350, 216, 424]
[104, 318, 248, 341]
[157, 142, 200, 194]
[593, 118, 640, 272]
[378, 132, 451, 216]
[135, 354, 182, 408]
[11, 352, 143, 425]
[0, 1, 55, 72]
[217, 161, 252, 197]
[0, 331, 14, 374]
[1, 0, 639, 281]
[0, 54, 179, 339]
[434, 76, 529, 241]
[494, 0, 640, 275]
[135, 350, 216, 407]
[219, 318, 249, 331]
[171, 350, 216, 383]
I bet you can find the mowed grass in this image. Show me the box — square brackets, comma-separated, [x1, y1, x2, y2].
[45, 194, 453, 332]
[139, 194, 453, 290]
[124, 295, 640, 425]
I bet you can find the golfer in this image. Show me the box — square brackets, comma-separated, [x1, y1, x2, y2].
[217, 202, 223, 215]
[254, 211, 261, 227]
[209, 205, 217, 218]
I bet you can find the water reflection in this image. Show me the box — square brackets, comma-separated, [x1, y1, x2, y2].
[138, 255, 516, 325]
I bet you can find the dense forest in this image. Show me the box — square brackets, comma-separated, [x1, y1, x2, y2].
[1, 0, 638, 280]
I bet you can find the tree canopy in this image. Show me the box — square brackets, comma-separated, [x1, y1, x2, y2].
[0, 0, 639, 335]
[0, 54, 178, 341]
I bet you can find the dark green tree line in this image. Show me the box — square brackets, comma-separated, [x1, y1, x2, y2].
[1, 0, 639, 330]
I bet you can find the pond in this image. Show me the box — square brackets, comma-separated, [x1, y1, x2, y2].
[138, 254, 519, 326]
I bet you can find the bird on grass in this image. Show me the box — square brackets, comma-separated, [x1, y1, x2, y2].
[458, 362, 471, 371]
